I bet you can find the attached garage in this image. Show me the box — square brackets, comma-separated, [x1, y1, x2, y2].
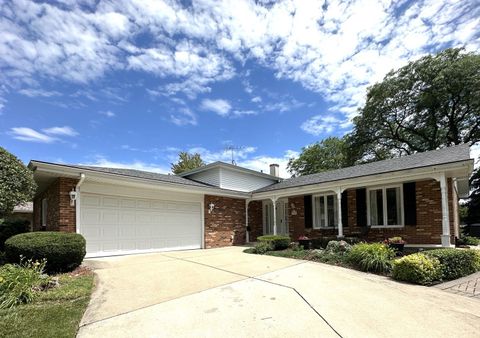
[78, 183, 203, 257]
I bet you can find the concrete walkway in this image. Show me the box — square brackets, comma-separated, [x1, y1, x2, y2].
[78, 247, 480, 338]
[435, 271, 480, 299]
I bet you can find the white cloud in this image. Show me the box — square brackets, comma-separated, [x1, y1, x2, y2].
[301, 115, 347, 136]
[232, 110, 258, 117]
[200, 99, 232, 117]
[238, 150, 299, 178]
[471, 143, 480, 168]
[10, 127, 57, 143]
[42, 126, 78, 137]
[170, 108, 197, 126]
[18, 88, 61, 97]
[83, 156, 170, 174]
[99, 110, 115, 117]
[251, 96, 262, 103]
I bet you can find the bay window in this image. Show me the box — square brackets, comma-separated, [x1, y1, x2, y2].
[368, 186, 403, 227]
[313, 194, 338, 228]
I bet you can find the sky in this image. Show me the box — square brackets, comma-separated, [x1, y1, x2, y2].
[0, 0, 479, 178]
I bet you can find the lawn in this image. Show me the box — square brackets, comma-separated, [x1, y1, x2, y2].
[0, 269, 94, 338]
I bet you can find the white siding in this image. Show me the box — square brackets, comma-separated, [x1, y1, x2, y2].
[188, 168, 220, 187]
[219, 168, 276, 192]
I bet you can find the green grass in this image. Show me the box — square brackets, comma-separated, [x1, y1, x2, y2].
[0, 272, 94, 338]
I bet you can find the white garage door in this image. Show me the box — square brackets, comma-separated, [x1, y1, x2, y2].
[80, 193, 202, 256]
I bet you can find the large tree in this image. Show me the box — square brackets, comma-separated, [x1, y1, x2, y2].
[171, 152, 205, 174]
[0, 147, 37, 218]
[350, 48, 480, 162]
[287, 137, 353, 177]
[466, 166, 480, 225]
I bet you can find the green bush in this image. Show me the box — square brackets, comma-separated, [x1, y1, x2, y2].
[392, 253, 442, 285]
[257, 235, 290, 250]
[462, 236, 480, 246]
[5, 232, 86, 273]
[311, 249, 349, 265]
[347, 243, 395, 273]
[0, 258, 50, 308]
[325, 240, 352, 255]
[0, 220, 30, 250]
[424, 248, 480, 280]
[251, 241, 273, 254]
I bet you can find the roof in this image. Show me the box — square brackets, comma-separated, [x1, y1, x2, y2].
[254, 144, 473, 193]
[13, 202, 33, 213]
[179, 161, 282, 181]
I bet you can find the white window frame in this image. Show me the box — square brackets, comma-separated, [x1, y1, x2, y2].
[366, 184, 404, 228]
[41, 198, 48, 227]
[312, 193, 338, 229]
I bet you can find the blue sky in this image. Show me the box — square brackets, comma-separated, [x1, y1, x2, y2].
[0, 0, 479, 177]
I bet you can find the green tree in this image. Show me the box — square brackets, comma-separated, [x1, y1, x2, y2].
[350, 48, 480, 162]
[287, 137, 352, 177]
[466, 165, 480, 225]
[171, 152, 205, 174]
[0, 147, 37, 218]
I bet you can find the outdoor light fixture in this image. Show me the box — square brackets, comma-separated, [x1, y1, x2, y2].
[208, 203, 215, 214]
[69, 189, 77, 207]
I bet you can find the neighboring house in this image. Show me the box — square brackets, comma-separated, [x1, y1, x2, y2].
[28, 145, 473, 257]
[6, 202, 33, 228]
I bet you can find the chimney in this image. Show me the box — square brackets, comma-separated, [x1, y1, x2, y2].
[269, 163, 280, 177]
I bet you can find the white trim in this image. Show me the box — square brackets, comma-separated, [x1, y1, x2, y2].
[201, 199, 205, 249]
[312, 193, 338, 229]
[366, 184, 404, 228]
[75, 174, 85, 235]
[439, 173, 451, 247]
[404, 244, 450, 248]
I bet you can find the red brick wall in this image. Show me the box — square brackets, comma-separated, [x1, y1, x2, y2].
[287, 179, 457, 245]
[33, 177, 78, 233]
[247, 200, 263, 241]
[204, 195, 246, 248]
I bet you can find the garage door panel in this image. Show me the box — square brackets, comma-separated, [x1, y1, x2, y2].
[81, 193, 202, 256]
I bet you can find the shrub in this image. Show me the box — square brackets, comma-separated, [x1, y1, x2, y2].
[392, 253, 442, 285]
[311, 249, 349, 265]
[0, 258, 50, 308]
[257, 235, 290, 250]
[288, 242, 303, 251]
[251, 241, 273, 254]
[325, 240, 352, 255]
[0, 220, 30, 251]
[462, 236, 480, 246]
[5, 232, 86, 273]
[424, 248, 480, 280]
[347, 242, 395, 273]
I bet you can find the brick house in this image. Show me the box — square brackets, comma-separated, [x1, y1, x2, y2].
[29, 145, 473, 257]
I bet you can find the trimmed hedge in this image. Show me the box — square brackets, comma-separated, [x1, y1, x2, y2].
[257, 235, 290, 250]
[5, 232, 86, 273]
[347, 243, 395, 273]
[423, 248, 480, 280]
[0, 220, 30, 251]
[392, 253, 442, 285]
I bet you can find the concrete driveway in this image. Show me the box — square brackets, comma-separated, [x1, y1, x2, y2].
[78, 247, 480, 338]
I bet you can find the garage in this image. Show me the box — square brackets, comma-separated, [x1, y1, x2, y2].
[80, 192, 202, 256]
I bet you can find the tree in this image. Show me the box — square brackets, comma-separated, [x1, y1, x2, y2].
[350, 48, 480, 162]
[466, 166, 480, 225]
[171, 152, 205, 174]
[0, 147, 37, 218]
[287, 137, 353, 177]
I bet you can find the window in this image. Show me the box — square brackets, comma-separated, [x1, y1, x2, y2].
[312, 194, 338, 228]
[368, 186, 403, 227]
[41, 198, 48, 227]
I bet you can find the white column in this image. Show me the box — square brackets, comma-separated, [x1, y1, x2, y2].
[245, 199, 250, 243]
[337, 189, 344, 238]
[271, 197, 278, 235]
[439, 173, 451, 247]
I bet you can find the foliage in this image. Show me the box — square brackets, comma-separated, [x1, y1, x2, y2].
[257, 235, 291, 250]
[462, 236, 480, 246]
[310, 249, 350, 266]
[387, 237, 405, 244]
[0, 220, 30, 251]
[264, 249, 310, 259]
[466, 166, 480, 225]
[287, 136, 353, 177]
[5, 232, 86, 273]
[350, 48, 480, 162]
[0, 258, 49, 309]
[423, 248, 480, 280]
[288, 242, 303, 251]
[249, 241, 273, 254]
[170, 152, 205, 174]
[0, 251, 6, 266]
[0, 272, 94, 338]
[392, 253, 442, 285]
[347, 243, 395, 273]
[325, 240, 352, 255]
[0, 147, 37, 218]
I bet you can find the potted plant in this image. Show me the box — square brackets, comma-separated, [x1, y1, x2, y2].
[386, 236, 406, 252]
[298, 235, 311, 249]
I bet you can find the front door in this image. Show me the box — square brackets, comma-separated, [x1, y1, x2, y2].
[263, 200, 289, 235]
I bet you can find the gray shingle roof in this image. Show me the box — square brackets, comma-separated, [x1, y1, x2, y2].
[254, 144, 472, 193]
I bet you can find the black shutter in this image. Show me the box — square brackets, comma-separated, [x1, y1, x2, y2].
[356, 188, 367, 227]
[304, 195, 312, 228]
[403, 182, 417, 226]
[341, 191, 348, 227]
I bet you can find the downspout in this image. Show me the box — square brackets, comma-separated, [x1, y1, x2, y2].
[245, 199, 250, 243]
[75, 174, 86, 234]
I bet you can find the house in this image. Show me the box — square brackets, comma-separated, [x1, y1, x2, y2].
[28, 144, 473, 257]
